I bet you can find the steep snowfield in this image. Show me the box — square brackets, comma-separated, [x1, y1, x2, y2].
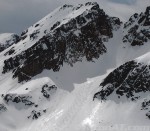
[21, 70, 150, 131]
[21, 74, 108, 131]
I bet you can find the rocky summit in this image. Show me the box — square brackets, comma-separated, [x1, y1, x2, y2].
[2, 2, 121, 83]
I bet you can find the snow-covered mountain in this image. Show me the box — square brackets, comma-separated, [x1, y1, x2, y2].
[2, 2, 121, 83]
[0, 2, 150, 131]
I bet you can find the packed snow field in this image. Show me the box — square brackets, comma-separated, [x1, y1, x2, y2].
[0, 1, 150, 131]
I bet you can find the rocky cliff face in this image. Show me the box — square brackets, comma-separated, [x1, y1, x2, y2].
[94, 60, 150, 100]
[94, 52, 150, 119]
[0, 33, 20, 52]
[123, 6, 150, 46]
[92, 5, 150, 122]
[2, 2, 121, 82]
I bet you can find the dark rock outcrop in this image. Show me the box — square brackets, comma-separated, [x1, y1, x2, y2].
[41, 84, 57, 98]
[94, 59, 150, 119]
[123, 6, 150, 46]
[2, 2, 121, 82]
[3, 94, 34, 106]
[141, 99, 150, 119]
[94, 61, 150, 101]
[28, 109, 47, 120]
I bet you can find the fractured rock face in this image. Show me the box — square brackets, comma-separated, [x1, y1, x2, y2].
[144, 6, 150, 26]
[94, 60, 150, 101]
[3, 94, 34, 107]
[2, 2, 121, 82]
[123, 6, 150, 46]
[93, 57, 150, 119]
[41, 84, 57, 98]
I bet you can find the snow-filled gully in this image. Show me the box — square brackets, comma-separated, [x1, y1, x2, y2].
[23, 77, 104, 131]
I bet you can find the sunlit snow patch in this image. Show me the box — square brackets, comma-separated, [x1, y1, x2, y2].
[82, 103, 101, 128]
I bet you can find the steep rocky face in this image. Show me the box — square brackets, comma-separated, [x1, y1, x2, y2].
[93, 60, 150, 100]
[123, 6, 150, 46]
[0, 33, 20, 52]
[93, 57, 150, 119]
[2, 2, 121, 82]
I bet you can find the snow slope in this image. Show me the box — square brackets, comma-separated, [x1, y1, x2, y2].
[21, 69, 150, 131]
[0, 76, 68, 131]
